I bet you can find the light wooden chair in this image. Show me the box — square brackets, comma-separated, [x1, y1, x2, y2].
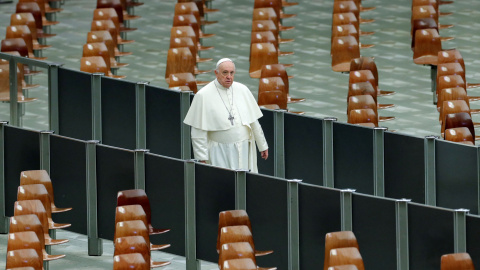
[5, 249, 43, 270]
[219, 242, 276, 270]
[7, 231, 65, 261]
[113, 253, 149, 270]
[329, 247, 365, 270]
[114, 236, 170, 268]
[440, 252, 475, 270]
[223, 258, 258, 270]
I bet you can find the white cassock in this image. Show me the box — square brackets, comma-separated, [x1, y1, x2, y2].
[183, 79, 268, 173]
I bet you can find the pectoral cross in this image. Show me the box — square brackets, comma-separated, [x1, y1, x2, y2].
[228, 114, 234, 125]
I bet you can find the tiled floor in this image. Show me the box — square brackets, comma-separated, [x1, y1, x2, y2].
[0, 0, 480, 268]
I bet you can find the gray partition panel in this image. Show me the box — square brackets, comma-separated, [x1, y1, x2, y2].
[284, 113, 323, 185]
[298, 183, 341, 270]
[58, 67, 92, 140]
[4, 126, 40, 216]
[50, 135, 88, 235]
[257, 109, 275, 176]
[384, 132, 425, 203]
[333, 123, 374, 194]
[145, 154, 186, 256]
[195, 164, 236, 262]
[146, 86, 182, 158]
[352, 194, 397, 270]
[96, 145, 135, 239]
[247, 174, 288, 269]
[408, 203, 454, 270]
[436, 140, 478, 214]
[101, 77, 136, 150]
[466, 214, 480, 268]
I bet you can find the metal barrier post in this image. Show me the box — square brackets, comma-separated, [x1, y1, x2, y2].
[340, 189, 355, 231]
[323, 117, 336, 187]
[274, 109, 286, 178]
[424, 136, 437, 206]
[40, 131, 53, 173]
[453, 208, 469, 253]
[373, 127, 387, 197]
[287, 179, 301, 270]
[185, 160, 198, 270]
[180, 91, 193, 160]
[395, 199, 410, 270]
[235, 169, 248, 210]
[9, 58, 20, 126]
[431, 65, 437, 104]
[48, 63, 62, 132]
[91, 73, 103, 142]
[134, 149, 149, 190]
[0, 121, 8, 233]
[86, 140, 103, 255]
[135, 81, 149, 149]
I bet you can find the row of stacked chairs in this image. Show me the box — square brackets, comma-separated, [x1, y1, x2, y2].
[249, 0, 305, 112]
[216, 210, 275, 270]
[113, 189, 171, 269]
[0, 0, 63, 103]
[409, 0, 480, 145]
[5, 170, 72, 269]
[80, 0, 142, 78]
[165, 0, 218, 93]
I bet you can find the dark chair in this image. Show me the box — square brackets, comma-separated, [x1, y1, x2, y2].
[443, 112, 478, 141]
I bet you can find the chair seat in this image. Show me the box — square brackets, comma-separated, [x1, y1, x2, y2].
[48, 220, 71, 230]
[279, 51, 294, 56]
[197, 56, 213, 63]
[280, 13, 296, 19]
[201, 19, 218, 25]
[359, 30, 374, 36]
[440, 11, 453, 16]
[123, 14, 141, 20]
[111, 62, 129, 68]
[413, 56, 438, 66]
[332, 62, 351, 73]
[378, 89, 396, 96]
[194, 68, 212, 75]
[37, 32, 56, 38]
[360, 6, 376, 12]
[467, 83, 480, 89]
[378, 103, 395, 109]
[196, 80, 209, 86]
[279, 38, 294, 43]
[200, 33, 215, 38]
[379, 116, 395, 121]
[52, 206, 73, 213]
[22, 83, 40, 90]
[359, 18, 375, 24]
[151, 260, 171, 268]
[119, 26, 137, 32]
[44, 253, 66, 261]
[45, 237, 69, 245]
[288, 96, 306, 103]
[280, 25, 295, 31]
[33, 44, 51, 50]
[440, 36, 454, 42]
[198, 45, 214, 51]
[149, 227, 170, 235]
[254, 249, 274, 256]
[360, 43, 375, 49]
[118, 38, 135, 45]
[439, 24, 453, 29]
[439, 0, 453, 4]
[115, 50, 133, 57]
[282, 1, 298, 7]
[151, 243, 171, 251]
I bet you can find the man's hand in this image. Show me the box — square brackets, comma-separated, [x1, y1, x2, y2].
[261, 149, 269, 160]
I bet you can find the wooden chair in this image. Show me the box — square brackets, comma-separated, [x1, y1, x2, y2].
[20, 170, 72, 213]
[217, 210, 273, 256]
[19, 0, 62, 15]
[97, 0, 140, 22]
[92, 8, 136, 33]
[250, 42, 292, 78]
[170, 26, 214, 51]
[172, 14, 214, 39]
[347, 95, 395, 121]
[5, 249, 43, 270]
[258, 77, 288, 110]
[443, 112, 478, 141]
[80, 56, 124, 79]
[436, 63, 480, 94]
[82, 42, 127, 76]
[254, 0, 295, 19]
[260, 64, 305, 103]
[438, 49, 480, 89]
[333, 0, 375, 12]
[174, 2, 218, 25]
[7, 231, 65, 261]
[114, 236, 170, 268]
[350, 56, 395, 96]
[168, 72, 198, 92]
[115, 206, 171, 251]
[412, 0, 452, 16]
[17, 0, 59, 26]
[413, 28, 443, 65]
[332, 12, 373, 36]
[17, 184, 71, 230]
[328, 266, 359, 270]
[251, 20, 293, 44]
[411, 18, 453, 49]
[117, 189, 170, 235]
[252, 7, 294, 32]
[444, 127, 475, 145]
[440, 253, 475, 270]
[250, 31, 294, 57]
[0, 58, 38, 103]
[91, 19, 133, 47]
[329, 247, 365, 270]
[15, 2, 56, 39]
[223, 258, 258, 270]
[5, 25, 47, 60]
[219, 242, 276, 270]
[348, 108, 378, 127]
[437, 87, 480, 115]
[440, 100, 479, 134]
[113, 253, 149, 270]
[331, 36, 359, 72]
[218, 225, 271, 256]
[324, 231, 360, 270]
[436, 75, 478, 101]
[169, 36, 212, 63]
[86, 30, 131, 57]
[10, 13, 53, 50]
[331, 24, 374, 49]
[411, 5, 452, 30]
[332, 1, 374, 24]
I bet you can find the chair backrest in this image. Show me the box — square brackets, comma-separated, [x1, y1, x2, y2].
[114, 236, 151, 266]
[169, 36, 199, 60]
[252, 7, 280, 29]
[5, 25, 35, 57]
[1, 38, 29, 57]
[253, 0, 282, 18]
[219, 225, 256, 254]
[347, 95, 378, 116]
[15, 2, 44, 31]
[438, 49, 466, 71]
[348, 108, 378, 126]
[116, 189, 155, 230]
[113, 253, 149, 270]
[261, 63, 290, 93]
[437, 63, 465, 88]
[329, 247, 365, 270]
[218, 242, 257, 270]
[92, 8, 121, 31]
[348, 81, 377, 104]
[349, 70, 377, 91]
[170, 26, 199, 45]
[328, 265, 359, 270]
[80, 56, 109, 74]
[249, 42, 278, 78]
[333, 1, 360, 18]
[413, 28, 441, 65]
[9, 214, 46, 248]
[5, 249, 43, 270]
[217, 210, 252, 251]
[331, 24, 358, 46]
[91, 19, 120, 46]
[258, 77, 288, 109]
[10, 13, 39, 41]
[223, 258, 257, 270]
[174, 2, 202, 19]
[437, 75, 466, 96]
[437, 87, 469, 114]
[411, 18, 438, 48]
[7, 231, 43, 261]
[168, 72, 198, 93]
[17, 184, 54, 221]
[115, 220, 152, 247]
[444, 112, 475, 139]
[444, 127, 474, 145]
[331, 12, 359, 32]
[82, 42, 112, 71]
[411, 5, 438, 25]
[251, 20, 279, 38]
[440, 100, 471, 133]
[172, 14, 201, 39]
[441, 252, 475, 270]
[165, 47, 195, 80]
[349, 57, 379, 86]
[331, 36, 359, 72]
[250, 30, 279, 50]
[96, 0, 125, 23]
[115, 205, 149, 229]
[324, 231, 360, 270]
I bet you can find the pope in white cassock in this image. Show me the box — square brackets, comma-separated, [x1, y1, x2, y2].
[183, 58, 269, 173]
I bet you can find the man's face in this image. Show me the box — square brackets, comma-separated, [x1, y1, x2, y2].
[215, 61, 235, 88]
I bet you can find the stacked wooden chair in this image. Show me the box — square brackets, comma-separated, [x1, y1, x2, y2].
[331, 0, 375, 72]
[324, 231, 364, 270]
[217, 210, 276, 270]
[440, 252, 475, 270]
[114, 189, 171, 269]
